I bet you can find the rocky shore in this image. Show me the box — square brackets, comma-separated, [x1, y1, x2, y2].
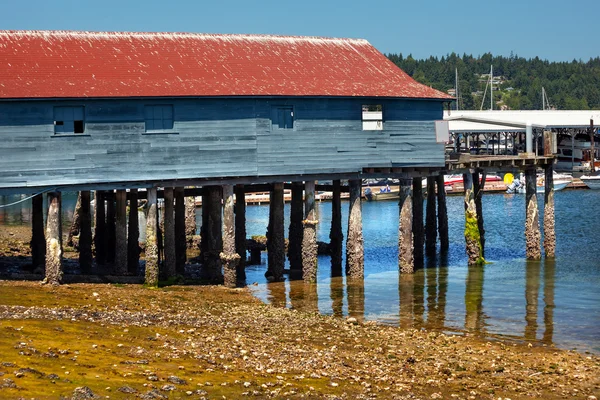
[0, 280, 598, 399]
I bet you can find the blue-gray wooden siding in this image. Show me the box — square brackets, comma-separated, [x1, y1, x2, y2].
[0, 98, 445, 191]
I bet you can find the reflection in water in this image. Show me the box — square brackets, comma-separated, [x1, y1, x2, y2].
[413, 270, 425, 326]
[266, 281, 287, 308]
[543, 259, 555, 344]
[347, 278, 365, 322]
[330, 278, 344, 317]
[287, 280, 319, 313]
[398, 274, 415, 328]
[525, 261, 541, 341]
[465, 265, 485, 332]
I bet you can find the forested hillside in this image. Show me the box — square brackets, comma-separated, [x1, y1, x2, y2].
[387, 53, 600, 110]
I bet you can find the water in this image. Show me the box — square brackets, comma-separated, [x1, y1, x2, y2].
[1, 190, 599, 352]
[242, 191, 600, 353]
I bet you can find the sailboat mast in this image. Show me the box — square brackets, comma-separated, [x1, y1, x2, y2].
[490, 65, 493, 110]
[455, 68, 459, 110]
[542, 87, 545, 110]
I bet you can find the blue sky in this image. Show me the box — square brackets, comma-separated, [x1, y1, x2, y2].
[1, 0, 598, 62]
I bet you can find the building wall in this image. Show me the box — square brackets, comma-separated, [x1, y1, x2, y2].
[0, 97, 445, 192]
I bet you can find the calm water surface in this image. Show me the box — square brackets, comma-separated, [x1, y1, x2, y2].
[1, 190, 598, 352]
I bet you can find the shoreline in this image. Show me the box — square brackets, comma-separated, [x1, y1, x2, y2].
[0, 281, 599, 399]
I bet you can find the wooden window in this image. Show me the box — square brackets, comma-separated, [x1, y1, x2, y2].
[54, 106, 85, 134]
[271, 106, 294, 130]
[362, 105, 383, 130]
[144, 105, 174, 132]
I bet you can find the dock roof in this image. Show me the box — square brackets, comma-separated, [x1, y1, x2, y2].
[0, 30, 451, 100]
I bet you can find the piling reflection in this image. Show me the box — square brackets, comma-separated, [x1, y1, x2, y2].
[266, 280, 287, 308]
[524, 260, 541, 341]
[398, 274, 415, 328]
[543, 259, 556, 344]
[465, 264, 485, 332]
[287, 280, 319, 313]
[330, 277, 344, 317]
[413, 269, 425, 326]
[347, 278, 365, 322]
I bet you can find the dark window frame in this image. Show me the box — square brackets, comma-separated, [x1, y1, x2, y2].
[271, 105, 294, 131]
[144, 104, 175, 133]
[54, 106, 85, 134]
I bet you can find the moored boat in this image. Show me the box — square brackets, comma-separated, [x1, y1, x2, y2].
[580, 175, 600, 190]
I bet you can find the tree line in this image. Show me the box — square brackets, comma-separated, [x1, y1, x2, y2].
[386, 52, 600, 110]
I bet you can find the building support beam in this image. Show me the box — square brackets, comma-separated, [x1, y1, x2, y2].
[346, 179, 364, 279]
[425, 176, 437, 257]
[44, 191, 62, 285]
[202, 186, 223, 281]
[222, 185, 240, 288]
[329, 180, 343, 276]
[127, 189, 140, 275]
[67, 192, 82, 247]
[174, 187, 187, 275]
[288, 182, 304, 273]
[268, 183, 285, 282]
[114, 189, 128, 275]
[543, 164, 556, 258]
[31, 194, 46, 271]
[78, 190, 93, 274]
[302, 181, 318, 282]
[185, 194, 197, 246]
[473, 170, 487, 257]
[412, 178, 424, 270]
[163, 187, 176, 279]
[106, 194, 116, 264]
[145, 188, 159, 287]
[525, 168, 542, 260]
[94, 191, 106, 265]
[398, 179, 414, 274]
[436, 175, 449, 254]
[234, 184, 247, 282]
[463, 172, 484, 266]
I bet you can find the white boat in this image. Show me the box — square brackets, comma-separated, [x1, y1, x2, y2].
[507, 172, 572, 194]
[580, 175, 600, 190]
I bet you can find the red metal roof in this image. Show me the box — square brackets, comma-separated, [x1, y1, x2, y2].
[0, 30, 451, 100]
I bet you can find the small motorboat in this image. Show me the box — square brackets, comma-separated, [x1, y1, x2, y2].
[364, 185, 399, 201]
[580, 175, 600, 190]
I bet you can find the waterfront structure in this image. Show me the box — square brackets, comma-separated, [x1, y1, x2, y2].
[0, 30, 561, 285]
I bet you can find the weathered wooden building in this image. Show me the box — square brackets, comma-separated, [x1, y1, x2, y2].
[1, 30, 458, 286]
[0, 31, 450, 192]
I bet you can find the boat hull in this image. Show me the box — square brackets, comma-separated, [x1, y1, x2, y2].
[581, 176, 600, 190]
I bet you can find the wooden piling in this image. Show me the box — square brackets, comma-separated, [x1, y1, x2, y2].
[436, 175, 449, 253]
[145, 188, 159, 287]
[525, 168, 542, 260]
[234, 184, 247, 281]
[425, 176, 437, 256]
[412, 178, 424, 269]
[398, 179, 414, 273]
[127, 189, 140, 274]
[543, 164, 556, 258]
[174, 187, 187, 274]
[329, 180, 343, 276]
[185, 194, 197, 245]
[463, 172, 484, 266]
[221, 185, 240, 288]
[44, 191, 62, 285]
[302, 181, 318, 282]
[268, 183, 285, 281]
[288, 182, 304, 272]
[163, 187, 176, 279]
[114, 189, 128, 275]
[473, 170, 486, 257]
[202, 186, 223, 281]
[67, 192, 81, 247]
[31, 194, 46, 271]
[346, 179, 364, 279]
[106, 194, 116, 264]
[79, 190, 93, 274]
[94, 191, 106, 264]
